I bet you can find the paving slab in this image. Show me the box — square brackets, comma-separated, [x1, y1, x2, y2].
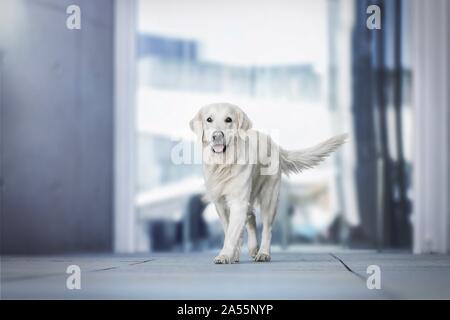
[1, 251, 449, 299]
[331, 252, 450, 299]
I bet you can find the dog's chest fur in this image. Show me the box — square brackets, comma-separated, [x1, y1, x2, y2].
[203, 163, 253, 202]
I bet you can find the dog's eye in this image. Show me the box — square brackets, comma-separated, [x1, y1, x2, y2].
[225, 117, 232, 123]
[206, 117, 213, 123]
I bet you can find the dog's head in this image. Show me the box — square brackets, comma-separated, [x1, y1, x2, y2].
[189, 103, 252, 155]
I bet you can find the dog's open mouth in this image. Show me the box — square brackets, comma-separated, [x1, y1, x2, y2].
[211, 144, 226, 153]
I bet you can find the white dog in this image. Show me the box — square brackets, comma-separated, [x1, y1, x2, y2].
[190, 103, 347, 264]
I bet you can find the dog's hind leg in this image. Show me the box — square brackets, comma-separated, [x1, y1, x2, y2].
[246, 210, 259, 258]
[232, 206, 258, 262]
[255, 180, 280, 262]
[234, 210, 258, 262]
[233, 230, 244, 263]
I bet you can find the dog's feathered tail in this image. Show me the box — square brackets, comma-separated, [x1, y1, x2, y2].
[280, 133, 348, 176]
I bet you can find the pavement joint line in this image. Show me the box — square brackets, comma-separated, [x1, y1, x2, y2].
[1, 273, 63, 283]
[128, 259, 155, 266]
[91, 266, 120, 272]
[92, 259, 155, 271]
[329, 253, 401, 299]
[329, 253, 366, 280]
[2, 260, 143, 282]
[2, 258, 156, 283]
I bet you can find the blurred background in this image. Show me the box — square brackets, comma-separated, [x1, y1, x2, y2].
[0, 0, 449, 255]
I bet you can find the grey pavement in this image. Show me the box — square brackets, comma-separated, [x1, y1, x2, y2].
[1, 250, 450, 299]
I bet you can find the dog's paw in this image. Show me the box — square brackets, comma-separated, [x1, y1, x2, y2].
[254, 252, 271, 262]
[213, 254, 232, 264]
[232, 247, 241, 263]
[248, 246, 259, 259]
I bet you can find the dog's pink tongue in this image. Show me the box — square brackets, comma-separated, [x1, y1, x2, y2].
[212, 144, 225, 153]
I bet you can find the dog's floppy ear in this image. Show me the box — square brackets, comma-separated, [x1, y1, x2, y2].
[237, 108, 252, 140]
[189, 110, 204, 142]
[237, 108, 252, 131]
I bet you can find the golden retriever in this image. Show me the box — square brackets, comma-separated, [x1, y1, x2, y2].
[190, 102, 347, 263]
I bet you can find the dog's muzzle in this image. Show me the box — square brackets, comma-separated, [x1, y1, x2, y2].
[211, 131, 226, 153]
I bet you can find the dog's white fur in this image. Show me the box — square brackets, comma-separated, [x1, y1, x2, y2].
[190, 103, 347, 263]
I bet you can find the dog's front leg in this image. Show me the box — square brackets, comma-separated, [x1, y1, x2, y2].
[215, 200, 243, 263]
[214, 199, 229, 234]
[214, 203, 247, 264]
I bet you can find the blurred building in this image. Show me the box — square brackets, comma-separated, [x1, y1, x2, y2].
[0, 0, 448, 255]
[351, 0, 413, 248]
[138, 34, 321, 101]
[0, 0, 114, 254]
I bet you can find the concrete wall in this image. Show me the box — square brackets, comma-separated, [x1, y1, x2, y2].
[412, 0, 450, 254]
[0, 0, 114, 253]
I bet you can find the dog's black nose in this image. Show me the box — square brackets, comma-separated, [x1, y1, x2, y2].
[212, 131, 224, 141]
